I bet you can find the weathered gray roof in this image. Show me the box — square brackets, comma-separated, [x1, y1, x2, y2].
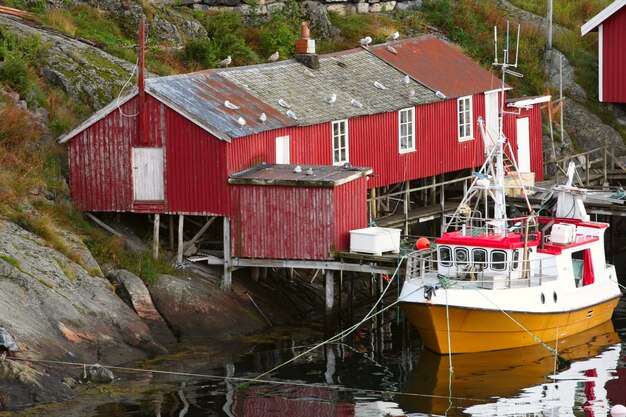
[219, 49, 438, 127]
[147, 72, 296, 141]
[228, 163, 373, 187]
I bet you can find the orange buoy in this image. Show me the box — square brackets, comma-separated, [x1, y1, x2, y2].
[416, 237, 430, 250]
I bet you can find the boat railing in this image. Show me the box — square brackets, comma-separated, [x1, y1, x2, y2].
[406, 250, 559, 289]
[443, 214, 536, 236]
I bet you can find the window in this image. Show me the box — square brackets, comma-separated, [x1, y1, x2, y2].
[491, 250, 507, 271]
[455, 247, 469, 266]
[472, 248, 487, 268]
[439, 246, 452, 267]
[332, 120, 349, 165]
[457, 96, 473, 141]
[512, 250, 520, 270]
[399, 107, 415, 153]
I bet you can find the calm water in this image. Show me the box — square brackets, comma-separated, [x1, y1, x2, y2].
[15, 296, 626, 417]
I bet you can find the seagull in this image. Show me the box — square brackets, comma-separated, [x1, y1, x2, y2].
[305, 167, 313, 176]
[268, 51, 279, 62]
[360, 36, 372, 47]
[403, 75, 410, 85]
[286, 109, 298, 120]
[219, 55, 231, 68]
[351, 98, 364, 108]
[278, 98, 291, 108]
[387, 31, 399, 41]
[259, 112, 267, 124]
[387, 45, 398, 54]
[374, 81, 387, 90]
[224, 100, 239, 110]
[325, 93, 337, 104]
[435, 90, 447, 99]
[408, 89, 416, 99]
[236, 116, 246, 127]
[304, 68, 315, 77]
[293, 165, 302, 173]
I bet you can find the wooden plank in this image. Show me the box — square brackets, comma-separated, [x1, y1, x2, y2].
[0, 5, 35, 18]
[182, 216, 216, 253]
[85, 213, 121, 236]
[205, 257, 398, 274]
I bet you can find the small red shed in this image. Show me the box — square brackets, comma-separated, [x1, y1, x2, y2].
[229, 164, 371, 260]
[582, 0, 626, 103]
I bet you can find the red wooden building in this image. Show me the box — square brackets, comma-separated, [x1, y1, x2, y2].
[57, 33, 547, 283]
[582, 0, 626, 103]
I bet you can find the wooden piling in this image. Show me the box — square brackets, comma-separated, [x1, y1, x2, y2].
[177, 214, 184, 263]
[152, 214, 160, 259]
[223, 216, 232, 290]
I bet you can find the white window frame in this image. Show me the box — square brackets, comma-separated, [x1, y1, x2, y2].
[332, 120, 349, 165]
[398, 107, 415, 153]
[457, 95, 474, 142]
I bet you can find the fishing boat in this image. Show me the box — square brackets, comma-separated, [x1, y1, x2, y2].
[398, 25, 622, 355]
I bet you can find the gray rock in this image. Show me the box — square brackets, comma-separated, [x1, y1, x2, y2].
[149, 274, 266, 339]
[107, 270, 176, 345]
[395, 0, 422, 11]
[544, 48, 587, 102]
[563, 97, 626, 156]
[151, 15, 183, 46]
[0, 220, 166, 409]
[301, 1, 340, 39]
[0, 328, 18, 353]
[81, 364, 114, 384]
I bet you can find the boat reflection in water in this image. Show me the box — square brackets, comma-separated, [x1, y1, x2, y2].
[399, 321, 621, 416]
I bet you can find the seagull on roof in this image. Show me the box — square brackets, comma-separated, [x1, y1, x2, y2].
[293, 165, 302, 173]
[286, 109, 298, 120]
[387, 45, 398, 54]
[236, 116, 246, 127]
[304, 68, 315, 77]
[408, 89, 416, 99]
[224, 100, 239, 110]
[268, 51, 279, 62]
[278, 98, 291, 109]
[351, 98, 364, 108]
[219, 55, 232, 68]
[387, 31, 399, 41]
[325, 93, 337, 104]
[360, 36, 372, 47]
[403, 75, 410, 85]
[374, 81, 387, 90]
[259, 113, 267, 124]
[435, 90, 447, 99]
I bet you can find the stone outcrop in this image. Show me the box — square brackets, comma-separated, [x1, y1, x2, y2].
[107, 270, 177, 345]
[149, 273, 268, 339]
[544, 48, 588, 102]
[0, 220, 166, 409]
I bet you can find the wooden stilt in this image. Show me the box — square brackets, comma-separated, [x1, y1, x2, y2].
[223, 216, 232, 290]
[183, 216, 216, 254]
[369, 188, 377, 221]
[251, 267, 260, 282]
[324, 269, 334, 338]
[404, 181, 410, 235]
[177, 214, 184, 263]
[168, 215, 174, 251]
[152, 214, 160, 259]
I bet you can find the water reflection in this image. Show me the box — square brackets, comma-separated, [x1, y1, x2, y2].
[400, 320, 622, 416]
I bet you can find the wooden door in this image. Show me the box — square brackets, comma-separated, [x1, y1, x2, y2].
[516, 117, 531, 172]
[132, 147, 164, 201]
[275, 136, 290, 164]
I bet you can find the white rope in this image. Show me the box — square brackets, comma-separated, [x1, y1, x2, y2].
[444, 288, 454, 416]
[117, 56, 140, 118]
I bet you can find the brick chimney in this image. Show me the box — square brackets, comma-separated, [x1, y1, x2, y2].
[295, 22, 319, 70]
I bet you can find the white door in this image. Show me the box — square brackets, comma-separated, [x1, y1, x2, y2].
[484, 91, 499, 148]
[516, 117, 531, 172]
[275, 136, 290, 164]
[132, 147, 164, 201]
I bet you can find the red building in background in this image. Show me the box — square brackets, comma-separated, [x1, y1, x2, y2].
[582, 0, 626, 103]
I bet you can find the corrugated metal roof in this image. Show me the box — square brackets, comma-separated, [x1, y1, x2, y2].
[229, 163, 372, 187]
[219, 49, 437, 127]
[146, 72, 295, 141]
[368, 36, 504, 99]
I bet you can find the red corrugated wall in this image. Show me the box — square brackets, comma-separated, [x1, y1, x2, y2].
[503, 105, 545, 181]
[164, 102, 229, 216]
[68, 98, 137, 212]
[602, 7, 626, 103]
[228, 94, 487, 188]
[230, 177, 368, 260]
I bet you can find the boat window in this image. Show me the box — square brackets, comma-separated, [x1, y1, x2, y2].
[472, 248, 487, 268]
[455, 247, 469, 266]
[512, 250, 520, 270]
[491, 250, 507, 271]
[439, 246, 452, 267]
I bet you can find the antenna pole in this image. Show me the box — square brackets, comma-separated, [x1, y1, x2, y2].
[547, 0, 553, 50]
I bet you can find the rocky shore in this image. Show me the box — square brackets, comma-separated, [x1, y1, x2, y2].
[0, 219, 298, 411]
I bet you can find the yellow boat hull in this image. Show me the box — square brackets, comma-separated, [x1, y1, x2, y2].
[400, 297, 620, 354]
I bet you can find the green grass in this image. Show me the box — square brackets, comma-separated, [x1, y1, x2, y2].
[0, 254, 20, 269]
[37, 278, 53, 288]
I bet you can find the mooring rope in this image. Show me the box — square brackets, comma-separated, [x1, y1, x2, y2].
[252, 256, 409, 382]
[444, 288, 454, 416]
[8, 355, 486, 404]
